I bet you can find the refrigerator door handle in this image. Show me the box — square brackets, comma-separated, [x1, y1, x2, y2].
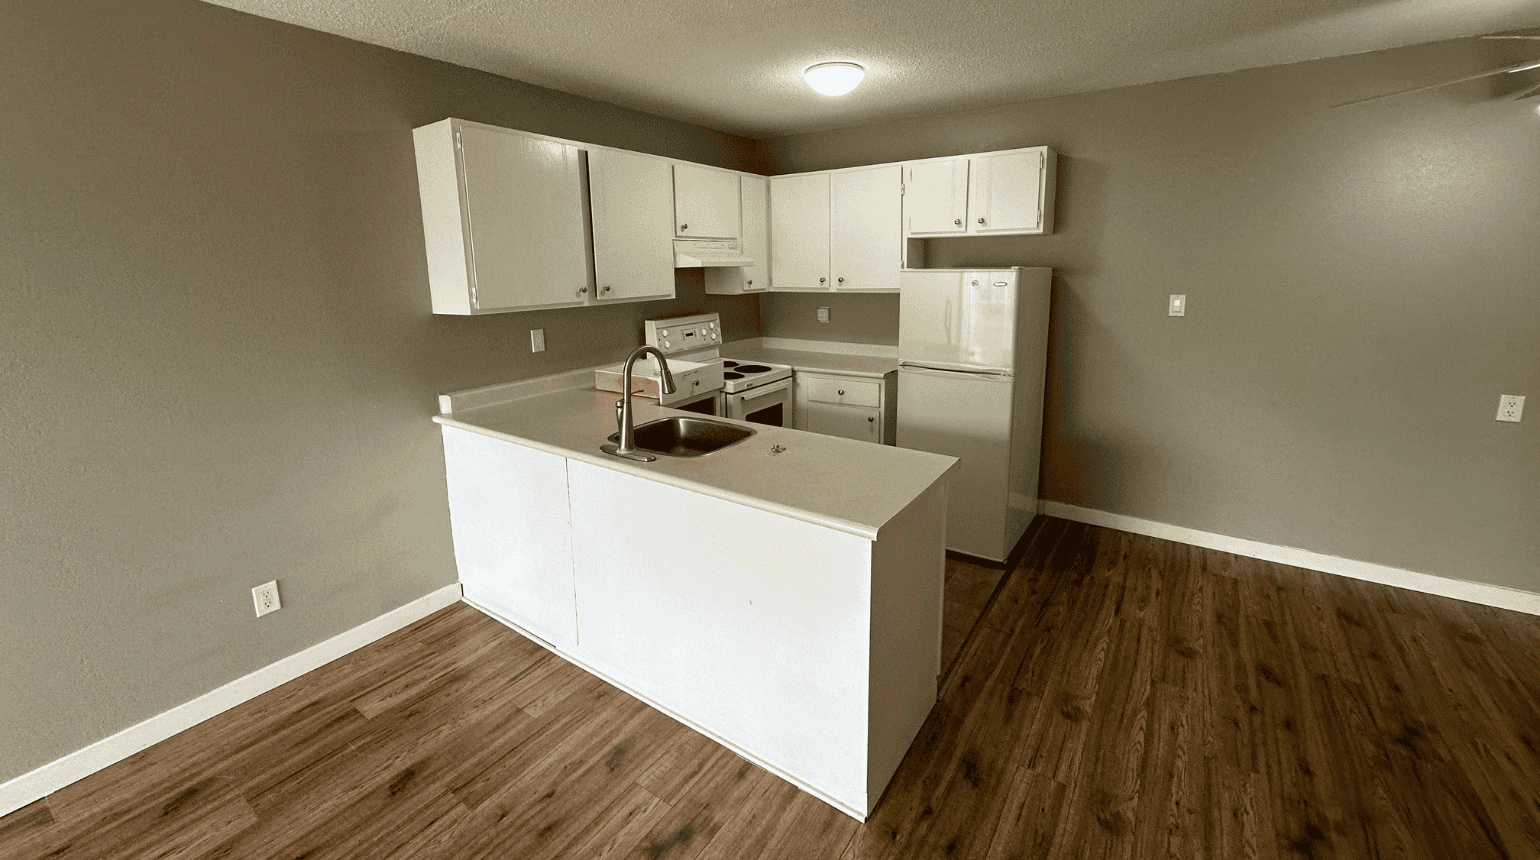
[899, 362, 1013, 380]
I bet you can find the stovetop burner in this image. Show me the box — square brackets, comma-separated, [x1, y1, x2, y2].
[734, 364, 773, 374]
[723, 371, 745, 380]
[723, 360, 739, 368]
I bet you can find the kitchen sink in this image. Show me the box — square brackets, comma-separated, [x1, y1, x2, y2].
[604, 417, 755, 458]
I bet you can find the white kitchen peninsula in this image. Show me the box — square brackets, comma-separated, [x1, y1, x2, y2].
[432, 371, 957, 820]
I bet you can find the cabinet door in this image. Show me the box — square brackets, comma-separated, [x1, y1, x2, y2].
[705, 173, 769, 294]
[416, 121, 593, 313]
[442, 427, 577, 649]
[904, 159, 969, 236]
[968, 150, 1044, 234]
[674, 163, 741, 239]
[589, 147, 676, 302]
[831, 165, 903, 292]
[769, 172, 832, 291]
[805, 400, 882, 444]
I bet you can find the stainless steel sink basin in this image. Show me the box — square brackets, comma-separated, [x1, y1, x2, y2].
[603, 417, 755, 458]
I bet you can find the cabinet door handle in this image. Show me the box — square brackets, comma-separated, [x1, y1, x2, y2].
[977, 217, 986, 225]
[837, 389, 844, 395]
[954, 218, 962, 226]
[837, 277, 844, 284]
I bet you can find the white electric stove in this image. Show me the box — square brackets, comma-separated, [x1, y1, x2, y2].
[645, 313, 794, 427]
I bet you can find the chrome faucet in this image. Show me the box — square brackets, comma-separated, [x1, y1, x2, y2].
[601, 345, 676, 462]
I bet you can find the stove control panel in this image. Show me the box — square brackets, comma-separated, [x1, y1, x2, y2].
[645, 313, 721, 355]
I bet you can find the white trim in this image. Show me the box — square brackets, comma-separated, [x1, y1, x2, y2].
[465, 596, 869, 822]
[0, 583, 464, 817]
[1039, 501, 1540, 618]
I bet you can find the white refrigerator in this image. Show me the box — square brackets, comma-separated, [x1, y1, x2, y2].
[896, 267, 1052, 562]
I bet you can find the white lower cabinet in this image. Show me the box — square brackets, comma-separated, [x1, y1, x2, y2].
[441, 427, 577, 649]
[795, 370, 898, 445]
[565, 460, 942, 820]
[439, 423, 944, 821]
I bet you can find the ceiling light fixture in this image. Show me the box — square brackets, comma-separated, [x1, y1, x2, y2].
[803, 62, 866, 96]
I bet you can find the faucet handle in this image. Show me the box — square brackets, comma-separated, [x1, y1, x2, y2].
[615, 399, 625, 432]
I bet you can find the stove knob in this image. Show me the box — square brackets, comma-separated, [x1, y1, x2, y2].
[659, 329, 669, 337]
[710, 332, 719, 341]
[709, 321, 717, 329]
[662, 339, 671, 349]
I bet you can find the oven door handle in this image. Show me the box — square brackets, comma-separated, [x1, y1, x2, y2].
[732, 379, 791, 404]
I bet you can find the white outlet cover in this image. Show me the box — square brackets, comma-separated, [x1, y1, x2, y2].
[1168, 295, 1186, 316]
[1496, 394, 1525, 423]
[253, 581, 281, 617]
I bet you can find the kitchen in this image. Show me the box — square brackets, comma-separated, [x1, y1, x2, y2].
[3, 0, 1538, 854]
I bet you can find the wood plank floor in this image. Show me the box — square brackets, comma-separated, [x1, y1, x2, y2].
[6, 515, 1539, 859]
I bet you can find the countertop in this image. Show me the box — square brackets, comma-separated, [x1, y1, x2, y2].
[719, 341, 899, 378]
[434, 382, 955, 541]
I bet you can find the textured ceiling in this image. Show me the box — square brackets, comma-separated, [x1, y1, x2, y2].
[200, 0, 1540, 138]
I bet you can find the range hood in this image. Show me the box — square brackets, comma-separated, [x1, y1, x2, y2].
[674, 239, 755, 268]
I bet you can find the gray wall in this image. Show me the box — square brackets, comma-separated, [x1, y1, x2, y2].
[0, 0, 759, 784]
[760, 37, 1539, 594]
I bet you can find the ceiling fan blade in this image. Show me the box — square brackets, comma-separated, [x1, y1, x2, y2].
[1333, 58, 1540, 108]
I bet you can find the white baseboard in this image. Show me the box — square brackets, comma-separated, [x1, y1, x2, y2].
[1039, 501, 1540, 618]
[0, 583, 463, 818]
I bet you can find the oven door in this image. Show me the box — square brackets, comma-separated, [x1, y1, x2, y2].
[724, 378, 791, 427]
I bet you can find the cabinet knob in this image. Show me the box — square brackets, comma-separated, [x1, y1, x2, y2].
[680, 224, 688, 231]
[977, 217, 986, 225]
[746, 279, 753, 286]
[838, 389, 845, 396]
[819, 277, 826, 284]
[954, 218, 962, 226]
[837, 277, 844, 284]
[868, 416, 875, 423]
[578, 286, 588, 295]
[602, 285, 611, 294]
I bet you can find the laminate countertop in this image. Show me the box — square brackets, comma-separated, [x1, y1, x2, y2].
[433, 380, 954, 541]
[719, 341, 899, 378]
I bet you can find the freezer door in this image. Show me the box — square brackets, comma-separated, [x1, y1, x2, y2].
[896, 367, 1015, 561]
[899, 270, 1017, 373]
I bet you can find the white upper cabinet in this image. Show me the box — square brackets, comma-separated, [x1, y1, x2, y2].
[588, 147, 676, 303]
[831, 165, 903, 292]
[904, 147, 1057, 237]
[771, 165, 902, 293]
[413, 119, 594, 314]
[769, 172, 833, 291]
[903, 158, 969, 235]
[705, 173, 770, 295]
[673, 163, 741, 240]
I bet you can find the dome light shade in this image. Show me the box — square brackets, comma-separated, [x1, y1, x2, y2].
[803, 62, 865, 96]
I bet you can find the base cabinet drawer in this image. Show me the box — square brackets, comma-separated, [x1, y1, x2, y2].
[803, 375, 880, 408]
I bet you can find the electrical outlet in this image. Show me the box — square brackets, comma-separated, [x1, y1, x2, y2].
[530, 329, 546, 353]
[252, 581, 281, 617]
[817, 307, 830, 323]
[1168, 295, 1186, 317]
[1496, 394, 1525, 423]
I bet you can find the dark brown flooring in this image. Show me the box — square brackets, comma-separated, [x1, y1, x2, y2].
[5, 515, 1539, 859]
